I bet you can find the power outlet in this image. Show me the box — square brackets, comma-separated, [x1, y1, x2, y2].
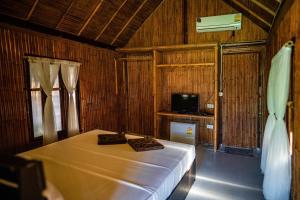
[206, 124, 214, 129]
[207, 103, 214, 109]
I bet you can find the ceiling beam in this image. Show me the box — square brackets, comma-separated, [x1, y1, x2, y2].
[111, 0, 148, 45]
[223, 0, 271, 32]
[268, 0, 294, 39]
[249, 0, 276, 15]
[77, 0, 104, 36]
[26, 0, 39, 20]
[95, 0, 129, 41]
[55, 1, 74, 29]
[0, 14, 116, 50]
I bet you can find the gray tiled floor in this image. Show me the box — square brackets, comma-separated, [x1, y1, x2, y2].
[186, 146, 264, 200]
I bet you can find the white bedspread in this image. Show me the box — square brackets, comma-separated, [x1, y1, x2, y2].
[19, 130, 195, 200]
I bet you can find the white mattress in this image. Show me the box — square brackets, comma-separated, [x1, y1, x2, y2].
[19, 130, 195, 200]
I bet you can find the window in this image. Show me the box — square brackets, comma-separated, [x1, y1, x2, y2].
[29, 67, 63, 138]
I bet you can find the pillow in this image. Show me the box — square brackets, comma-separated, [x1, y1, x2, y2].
[97, 133, 127, 145]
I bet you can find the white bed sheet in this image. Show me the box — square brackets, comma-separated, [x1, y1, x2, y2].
[19, 130, 195, 200]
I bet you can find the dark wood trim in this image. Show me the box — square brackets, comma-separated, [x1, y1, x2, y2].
[267, 0, 294, 42]
[0, 14, 116, 50]
[222, 0, 271, 32]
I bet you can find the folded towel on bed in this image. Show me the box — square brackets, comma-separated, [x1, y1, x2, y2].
[98, 133, 127, 145]
[127, 138, 164, 152]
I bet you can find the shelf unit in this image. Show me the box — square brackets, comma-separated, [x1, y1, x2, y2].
[157, 112, 214, 120]
[117, 43, 219, 151]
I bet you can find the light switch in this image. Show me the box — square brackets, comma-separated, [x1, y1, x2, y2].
[207, 124, 214, 129]
[207, 103, 214, 109]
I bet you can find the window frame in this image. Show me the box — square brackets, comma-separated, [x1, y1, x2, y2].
[25, 61, 80, 144]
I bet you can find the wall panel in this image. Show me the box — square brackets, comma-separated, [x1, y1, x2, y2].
[0, 24, 120, 153]
[126, 58, 153, 135]
[222, 53, 260, 148]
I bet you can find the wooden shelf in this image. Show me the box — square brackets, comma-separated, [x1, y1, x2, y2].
[156, 63, 215, 68]
[156, 111, 214, 120]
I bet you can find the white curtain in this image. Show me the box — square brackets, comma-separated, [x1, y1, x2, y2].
[61, 61, 80, 137]
[260, 54, 277, 173]
[263, 44, 292, 200]
[29, 58, 60, 144]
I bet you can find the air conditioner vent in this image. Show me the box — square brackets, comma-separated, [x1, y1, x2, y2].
[196, 13, 242, 33]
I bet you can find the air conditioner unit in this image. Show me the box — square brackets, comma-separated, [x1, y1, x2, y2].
[196, 13, 242, 33]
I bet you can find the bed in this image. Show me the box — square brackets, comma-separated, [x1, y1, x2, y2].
[19, 130, 196, 200]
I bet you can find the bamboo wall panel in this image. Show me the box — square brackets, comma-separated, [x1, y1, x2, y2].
[266, 0, 300, 198]
[126, 57, 153, 135]
[0, 25, 120, 153]
[222, 53, 259, 148]
[126, 0, 184, 47]
[126, 0, 268, 48]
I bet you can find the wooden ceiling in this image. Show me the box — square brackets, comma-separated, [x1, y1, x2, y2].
[222, 0, 282, 32]
[0, 0, 163, 48]
[0, 0, 284, 48]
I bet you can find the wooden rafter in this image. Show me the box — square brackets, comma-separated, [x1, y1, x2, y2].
[55, 1, 74, 29]
[249, 0, 276, 15]
[268, 0, 294, 36]
[95, 0, 129, 41]
[77, 0, 104, 36]
[111, 0, 148, 45]
[223, 0, 271, 32]
[26, 0, 39, 20]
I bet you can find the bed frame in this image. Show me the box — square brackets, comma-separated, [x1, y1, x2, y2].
[167, 159, 196, 200]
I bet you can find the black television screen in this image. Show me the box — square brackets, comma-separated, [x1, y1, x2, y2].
[171, 93, 199, 114]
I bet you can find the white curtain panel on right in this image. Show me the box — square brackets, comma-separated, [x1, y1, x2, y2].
[61, 61, 80, 137]
[263, 42, 293, 200]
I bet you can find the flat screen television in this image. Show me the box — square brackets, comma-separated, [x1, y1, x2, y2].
[171, 93, 199, 114]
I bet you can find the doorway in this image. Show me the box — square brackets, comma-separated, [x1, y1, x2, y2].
[221, 46, 265, 149]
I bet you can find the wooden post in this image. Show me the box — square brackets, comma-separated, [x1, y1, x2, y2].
[114, 58, 118, 95]
[214, 45, 219, 152]
[153, 50, 158, 137]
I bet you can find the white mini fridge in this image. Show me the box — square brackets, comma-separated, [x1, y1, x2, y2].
[170, 121, 197, 145]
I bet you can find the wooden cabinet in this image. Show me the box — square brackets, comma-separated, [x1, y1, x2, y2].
[118, 43, 219, 151]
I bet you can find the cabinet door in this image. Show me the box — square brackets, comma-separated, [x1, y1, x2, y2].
[222, 53, 260, 148]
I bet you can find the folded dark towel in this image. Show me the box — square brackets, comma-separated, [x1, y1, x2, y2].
[127, 138, 164, 152]
[98, 133, 127, 145]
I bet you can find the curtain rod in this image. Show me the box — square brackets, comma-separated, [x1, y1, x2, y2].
[23, 56, 81, 64]
[220, 40, 266, 47]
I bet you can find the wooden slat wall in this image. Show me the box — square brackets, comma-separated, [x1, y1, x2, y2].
[126, 0, 268, 47]
[266, 0, 300, 198]
[157, 50, 215, 113]
[125, 0, 184, 47]
[0, 24, 120, 154]
[222, 53, 260, 148]
[126, 55, 154, 135]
